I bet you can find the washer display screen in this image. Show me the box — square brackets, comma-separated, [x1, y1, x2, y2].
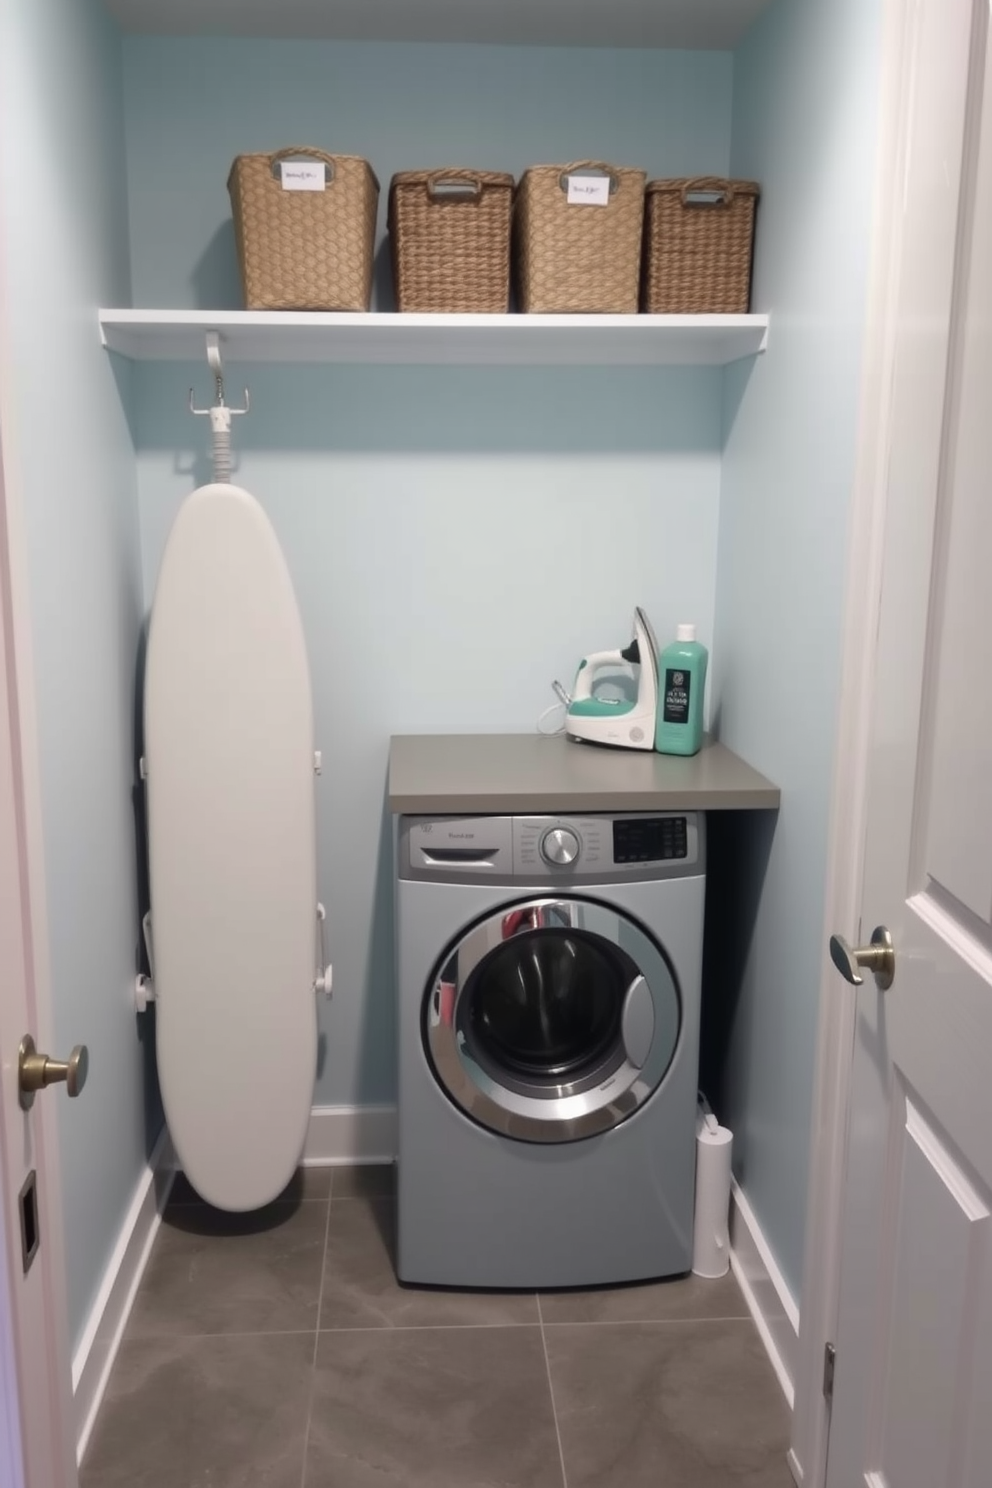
[613, 816, 688, 863]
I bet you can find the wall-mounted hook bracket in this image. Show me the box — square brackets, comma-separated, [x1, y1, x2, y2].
[314, 902, 333, 999]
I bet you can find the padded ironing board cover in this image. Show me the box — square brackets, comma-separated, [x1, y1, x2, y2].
[144, 484, 317, 1210]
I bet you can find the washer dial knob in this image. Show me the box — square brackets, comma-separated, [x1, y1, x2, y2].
[540, 826, 581, 867]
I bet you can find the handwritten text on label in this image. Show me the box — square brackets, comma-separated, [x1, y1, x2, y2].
[566, 176, 610, 207]
[281, 163, 325, 192]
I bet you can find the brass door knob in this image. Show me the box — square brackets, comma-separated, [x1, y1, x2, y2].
[18, 1035, 89, 1111]
[828, 926, 895, 991]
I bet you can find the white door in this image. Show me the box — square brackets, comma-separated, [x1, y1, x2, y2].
[0, 405, 78, 1480]
[826, 0, 992, 1483]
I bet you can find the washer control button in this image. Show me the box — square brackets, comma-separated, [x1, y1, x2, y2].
[540, 826, 581, 867]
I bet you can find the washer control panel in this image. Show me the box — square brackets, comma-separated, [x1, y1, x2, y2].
[514, 813, 700, 877]
[400, 814, 703, 882]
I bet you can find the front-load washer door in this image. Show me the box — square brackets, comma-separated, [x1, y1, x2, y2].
[424, 897, 681, 1143]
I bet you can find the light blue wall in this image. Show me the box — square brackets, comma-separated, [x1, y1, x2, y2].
[122, 38, 733, 308]
[0, 0, 151, 1349]
[134, 362, 725, 1102]
[123, 39, 737, 1106]
[712, 0, 884, 1298]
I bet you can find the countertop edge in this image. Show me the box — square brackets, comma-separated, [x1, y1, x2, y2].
[387, 734, 780, 814]
[389, 791, 781, 813]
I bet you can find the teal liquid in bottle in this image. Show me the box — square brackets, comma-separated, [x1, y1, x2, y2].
[655, 623, 708, 756]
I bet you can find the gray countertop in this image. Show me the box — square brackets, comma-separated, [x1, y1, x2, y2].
[389, 734, 780, 814]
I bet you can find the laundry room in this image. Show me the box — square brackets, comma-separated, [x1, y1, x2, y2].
[1, 0, 887, 1485]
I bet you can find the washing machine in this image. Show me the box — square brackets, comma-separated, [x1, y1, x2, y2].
[395, 810, 706, 1289]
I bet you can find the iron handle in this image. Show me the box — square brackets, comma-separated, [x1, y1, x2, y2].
[18, 1034, 89, 1110]
[828, 926, 895, 992]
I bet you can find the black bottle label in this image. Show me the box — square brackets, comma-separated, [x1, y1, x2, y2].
[663, 668, 691, 725]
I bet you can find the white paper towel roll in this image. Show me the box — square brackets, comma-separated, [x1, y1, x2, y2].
[692, 1114, 733, 1278]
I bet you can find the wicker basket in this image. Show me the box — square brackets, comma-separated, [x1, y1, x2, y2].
[513, 161, 647, 314]
[227, 147, 380, 311]
[389, 169, 514, 313]
[642, 177, 760, 314]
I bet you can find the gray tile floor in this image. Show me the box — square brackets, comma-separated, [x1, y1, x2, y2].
[81, 1166, 793, 1488]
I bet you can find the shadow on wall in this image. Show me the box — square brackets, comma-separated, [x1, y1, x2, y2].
[137, 361, 748, 458]
[721, 351, 753, 444]
[356, 788, 397, 1104]
[130, 616, 165, 1159]
[373, 235, 396, 313]
[698, 807, 778, 1124]
[192, 219, 243, 311]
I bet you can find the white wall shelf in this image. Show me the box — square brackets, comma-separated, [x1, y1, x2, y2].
[99, 309, 769, 368]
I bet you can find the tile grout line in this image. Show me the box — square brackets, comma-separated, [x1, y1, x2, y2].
[537, 1294, 569, 1488]
[121, 1314, 752, 1342]
[127, 1328, 320, 1340]
[539, 1313, 752, 1328]
[298, 1188, 334, 1488]
[316, 1321, 545, 1333]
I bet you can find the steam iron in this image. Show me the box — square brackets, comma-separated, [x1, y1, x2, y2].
[566, 608, 659, 750]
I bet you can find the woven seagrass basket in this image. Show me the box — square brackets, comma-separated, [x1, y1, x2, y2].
[514, 161, 647, 313]
[642, 177, 760, 314]
[389, 169, 514, 313]
[228, 147, 380, 311]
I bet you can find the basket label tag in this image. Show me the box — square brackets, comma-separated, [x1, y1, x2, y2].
[567, 175, 610, 207]
[280, 162, 325, 192]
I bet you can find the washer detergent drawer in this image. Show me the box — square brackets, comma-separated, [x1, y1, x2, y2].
[407, 818, 513, 875]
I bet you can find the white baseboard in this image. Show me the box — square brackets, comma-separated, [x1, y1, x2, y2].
[302, 1104, 397, 1165]
[72, 1126, 175, 1464]
[729, 1179, 800, 1410]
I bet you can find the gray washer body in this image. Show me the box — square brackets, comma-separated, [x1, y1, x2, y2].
[395, 812, 706, 1290]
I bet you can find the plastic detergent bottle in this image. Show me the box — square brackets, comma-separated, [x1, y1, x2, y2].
[655, 623, 708, 756]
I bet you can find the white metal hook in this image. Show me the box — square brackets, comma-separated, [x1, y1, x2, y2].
[189, 331, 249, 416]
[206, 330, 224, 379]
[188, 330, 249, 483]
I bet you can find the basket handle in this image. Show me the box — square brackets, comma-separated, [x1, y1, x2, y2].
[426, 170, 484, 200]
[680, 177, 735, 207]
[269, 146, 337, 185]
[558, 161, 620, 196]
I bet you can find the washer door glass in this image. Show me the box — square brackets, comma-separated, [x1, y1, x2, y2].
[425, 898, 681, 1143]
[468, 927, 628, 1085]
